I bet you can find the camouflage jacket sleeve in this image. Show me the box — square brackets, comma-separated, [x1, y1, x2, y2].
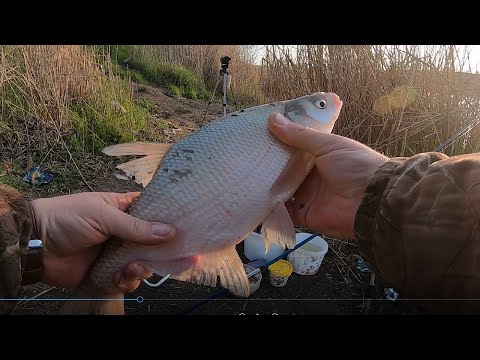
[355, 152, 480, 314]
[0, 183, 34, 315]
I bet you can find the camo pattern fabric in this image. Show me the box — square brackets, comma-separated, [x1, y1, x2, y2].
[355, 152, 480, 314]
[0, 184, 32, 314]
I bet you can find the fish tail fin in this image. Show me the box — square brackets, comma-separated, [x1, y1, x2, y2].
[102, 142, 172, 187]
[58, 281, 125, 315]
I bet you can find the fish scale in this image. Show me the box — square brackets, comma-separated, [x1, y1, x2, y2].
[127, 103, 289, 254]
[60, 92, 342, 314]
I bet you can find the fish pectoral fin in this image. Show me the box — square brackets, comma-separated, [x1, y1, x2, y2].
[144, 246, 250, 298]
[102, 142, 172, 188]
[261, 202, 296, 253]
[270, 150, 315, 200]
[102, 142, 172, 156]
[264, 150, 313, 253]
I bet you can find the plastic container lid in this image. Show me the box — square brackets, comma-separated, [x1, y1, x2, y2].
[268, 260, 293, 277]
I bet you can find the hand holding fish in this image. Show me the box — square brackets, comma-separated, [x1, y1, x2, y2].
[29, 192, 176, 293]
[59, 92, 344, 314]
[267, 112, 389, 240]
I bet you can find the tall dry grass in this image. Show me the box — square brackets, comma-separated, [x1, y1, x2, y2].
[259, 45, 480, 156]
[2, 44, 479, 167]
[0, 45, 149, 164]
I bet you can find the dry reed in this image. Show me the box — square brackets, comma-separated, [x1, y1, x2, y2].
[259, 45, 480, 156]
[0, 45, 148, 164]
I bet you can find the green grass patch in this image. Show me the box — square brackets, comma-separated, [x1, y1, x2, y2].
[136, 98, 156, 112]
[110, 45, 210, 100]
[68, 96, 151, 155]
[0, 45, 172, 199]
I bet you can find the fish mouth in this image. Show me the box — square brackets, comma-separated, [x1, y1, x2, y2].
[333, 93, 343, 109]
[333, 94, 343, 118]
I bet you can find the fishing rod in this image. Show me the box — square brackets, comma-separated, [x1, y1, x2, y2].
[177, 232, 320, 315]
[434, 117, 480, 152]
[179, 114, 480, 315]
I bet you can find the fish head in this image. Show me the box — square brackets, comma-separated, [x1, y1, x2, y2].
[284, 92, 342, 133]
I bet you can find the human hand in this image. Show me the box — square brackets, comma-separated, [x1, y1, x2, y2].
[268, 113, 389, 239]
[30, 192, 175, 292]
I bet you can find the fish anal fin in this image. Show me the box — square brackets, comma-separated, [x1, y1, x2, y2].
[143, 246, 250, 298]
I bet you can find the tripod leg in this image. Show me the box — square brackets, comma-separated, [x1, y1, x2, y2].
[222, 73, 228, 116]
[202, 74, 221, 125]
[228, 74, 238, 112]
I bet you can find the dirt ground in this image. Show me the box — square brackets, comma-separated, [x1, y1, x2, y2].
[11, 84, 423, 316]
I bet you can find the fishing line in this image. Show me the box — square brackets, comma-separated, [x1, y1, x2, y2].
[162, 94, 480, 315]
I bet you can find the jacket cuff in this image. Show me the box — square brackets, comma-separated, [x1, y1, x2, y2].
[354, 152, 449, 275]
[353, 157, 407, 273]
[21, 201, 43, 286]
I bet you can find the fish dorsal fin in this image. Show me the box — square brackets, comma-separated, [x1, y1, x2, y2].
[102, 142, 171, 156]
[102, 142, 172, 187]
[115, 154, 164, 187]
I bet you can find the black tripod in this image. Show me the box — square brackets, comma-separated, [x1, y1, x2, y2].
[202, 56, 238, 123]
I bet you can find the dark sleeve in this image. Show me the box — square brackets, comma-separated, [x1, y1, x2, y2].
[355, 152, 480, 314]
[0, 183, 34, 314]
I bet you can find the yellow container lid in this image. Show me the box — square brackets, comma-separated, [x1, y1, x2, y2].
[268, 260, 293, 277]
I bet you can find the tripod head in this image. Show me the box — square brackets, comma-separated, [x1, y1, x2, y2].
[202, 55, 237, 120]
[220, 56, 231, 75]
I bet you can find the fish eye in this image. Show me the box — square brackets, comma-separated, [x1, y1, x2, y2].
[315, 99, 327, 109]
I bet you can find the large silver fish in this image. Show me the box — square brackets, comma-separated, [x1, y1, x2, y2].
[60, 92, 342, 314]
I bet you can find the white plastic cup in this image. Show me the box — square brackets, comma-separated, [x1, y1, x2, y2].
[287, 233, 329, 275]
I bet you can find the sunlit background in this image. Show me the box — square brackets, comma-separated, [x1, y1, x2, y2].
[458, 45, 480, 72]
[253, 45, 480, 72]
[1, 44, 480, 171]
